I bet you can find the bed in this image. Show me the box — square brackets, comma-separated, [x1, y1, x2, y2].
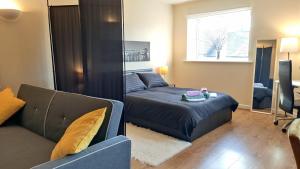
[252, 83, 273, 109]
[124, 70, 239, 142]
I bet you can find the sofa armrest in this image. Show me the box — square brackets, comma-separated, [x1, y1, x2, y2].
[105, 100, 124, 140]
[31, 136, 131, 169]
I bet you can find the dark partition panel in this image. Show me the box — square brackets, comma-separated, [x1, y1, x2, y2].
[49, 6, 84, 94]
[49, 1, 125, 135]
[79, 0, 125, 134]
[79, 0, 124, 101]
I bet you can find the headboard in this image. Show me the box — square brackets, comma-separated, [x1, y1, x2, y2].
[124, 68, 153, 75]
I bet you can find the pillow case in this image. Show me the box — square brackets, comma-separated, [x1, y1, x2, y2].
[137, 73, 168, 88]
[51, 107, 107, 160]
[125, 73, 147, 93]
[1, 88, 14, 97]
[0, 88, 26, 125]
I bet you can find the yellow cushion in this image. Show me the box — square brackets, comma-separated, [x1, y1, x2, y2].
[0, 88, 15, 97]
[0, 88, 26, 125]
[51, 107, 107, 161]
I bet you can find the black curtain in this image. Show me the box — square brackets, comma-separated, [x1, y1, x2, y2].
[49, 1, 125, 134]
[255, 47, 273, 89]
[49, 6, 84, 94]
[79, 0, 124, 102]
[79, 0, 124, 134]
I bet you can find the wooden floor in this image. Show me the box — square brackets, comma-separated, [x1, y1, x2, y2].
[132, 109, 296, 169]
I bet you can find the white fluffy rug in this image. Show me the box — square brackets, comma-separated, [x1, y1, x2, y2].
[126, 123, 192, 166]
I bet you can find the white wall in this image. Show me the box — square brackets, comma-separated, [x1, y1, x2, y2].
[0, 0, 173, 93]
[48, 0, 78, 6]
[173, 0, 300, 107]
[252, 0, 300, 80]
[124, 0, 173, 80]
[0, 0, 54, 93]
[2, 0, 299, 106]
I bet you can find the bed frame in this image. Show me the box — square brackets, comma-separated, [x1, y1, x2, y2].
[125, 68, 153, 74]
[127, 107, 232, 142]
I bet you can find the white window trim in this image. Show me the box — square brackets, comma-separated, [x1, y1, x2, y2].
[184, 59, 253, 64]
[186, 7, 253, 62]
[187, 7, 252, 20]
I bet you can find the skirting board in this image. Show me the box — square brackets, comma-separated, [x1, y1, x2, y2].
[238, 104, 251, 110]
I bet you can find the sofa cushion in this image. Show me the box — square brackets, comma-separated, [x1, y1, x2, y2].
[0, 88, 14, 97]
[17, 84, 56, 136]
[45, 92, 114, 144]
[0, 89, 26, 125]
[0, 126, 55, 169]
[51, 107, 107, 160]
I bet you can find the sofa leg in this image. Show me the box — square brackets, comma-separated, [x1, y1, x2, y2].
[282, 120, 294, 133]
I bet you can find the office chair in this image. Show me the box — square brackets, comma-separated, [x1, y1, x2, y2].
[274, 60, 300, 133]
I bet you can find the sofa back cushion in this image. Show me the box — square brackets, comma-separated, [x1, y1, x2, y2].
[16, 84, 123, 145]
[45, 92, 115, 143]
[17, 84, 56, 136]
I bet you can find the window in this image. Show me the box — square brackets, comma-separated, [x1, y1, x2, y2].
[187, 8, 252, 61]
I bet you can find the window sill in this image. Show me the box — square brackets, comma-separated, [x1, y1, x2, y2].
[184, 60, 253, 64]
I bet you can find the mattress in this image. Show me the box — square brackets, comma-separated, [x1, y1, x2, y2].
[125, 87, 239, 142]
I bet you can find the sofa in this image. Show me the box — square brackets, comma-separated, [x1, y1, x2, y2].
[288, 119, 300, 168]
[0, 84, 131, 169]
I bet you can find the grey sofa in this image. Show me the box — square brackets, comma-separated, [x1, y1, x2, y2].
[0, 84, 131, 169]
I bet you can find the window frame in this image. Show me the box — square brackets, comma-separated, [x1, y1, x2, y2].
[186, 7, 253, 62]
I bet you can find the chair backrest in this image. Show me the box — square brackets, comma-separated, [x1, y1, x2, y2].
[279, 60, 294, 113]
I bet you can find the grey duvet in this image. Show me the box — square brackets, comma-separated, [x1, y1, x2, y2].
[125, 87, 238, 141]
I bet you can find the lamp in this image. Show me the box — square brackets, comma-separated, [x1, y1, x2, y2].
[159, 66, 169, 76]
[280, 37, 299, 60]
[158, 66, 171, 84]
[0, 1, 21, 21]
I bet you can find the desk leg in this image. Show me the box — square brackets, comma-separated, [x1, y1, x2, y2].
[274, 83, 280, 123]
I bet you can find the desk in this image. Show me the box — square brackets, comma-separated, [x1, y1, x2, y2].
[274, 80, 300, 116]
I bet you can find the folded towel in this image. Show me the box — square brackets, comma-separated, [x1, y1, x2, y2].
[182, 94, 206, 102]
[209, 93, 218, 98]
[186, 91, 202, 97]
[182, 92, 218, 102]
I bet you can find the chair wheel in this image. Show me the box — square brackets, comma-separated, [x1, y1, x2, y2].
[274, 120, 279, 125]
[282, 128, 288, 133]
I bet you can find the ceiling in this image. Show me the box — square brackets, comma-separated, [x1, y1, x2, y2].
[160, 0, 193, 4]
